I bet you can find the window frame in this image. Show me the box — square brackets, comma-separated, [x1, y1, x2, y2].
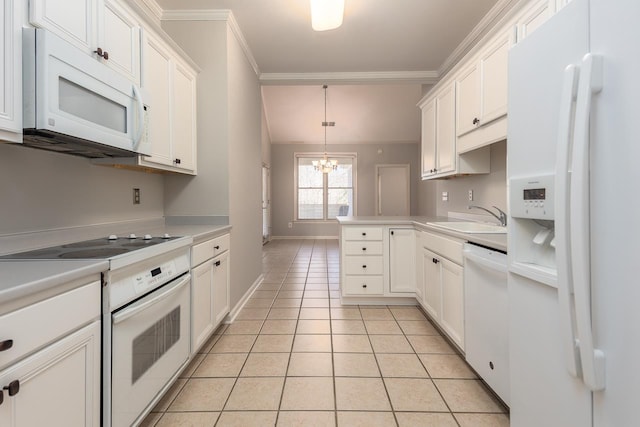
[294, 152, 358, 222]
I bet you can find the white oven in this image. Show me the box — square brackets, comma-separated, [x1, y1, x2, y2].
[110, 273, 190, 427]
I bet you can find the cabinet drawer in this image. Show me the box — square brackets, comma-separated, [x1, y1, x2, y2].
[344, 256, 384, 275]
[191, 234, 230, 267]
[0, 281, 101, 371]
[421, 231, 463, 265]
[343, 227, 383, 241]
[343, 276, 384, 295]
[344, 241, 383, 256]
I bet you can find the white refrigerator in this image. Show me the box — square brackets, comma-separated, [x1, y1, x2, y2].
[507, 0, 640, 426]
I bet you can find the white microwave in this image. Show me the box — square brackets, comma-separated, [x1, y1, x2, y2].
[22, 28, 151, 158]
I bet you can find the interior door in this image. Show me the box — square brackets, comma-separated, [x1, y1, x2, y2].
[262, 164, 270, 243]
[375, 164, 410, 216]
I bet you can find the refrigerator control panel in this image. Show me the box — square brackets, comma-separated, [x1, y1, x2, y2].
[510, 175, 554, 220]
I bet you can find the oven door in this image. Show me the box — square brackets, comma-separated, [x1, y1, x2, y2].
[111, 273, 190, 427]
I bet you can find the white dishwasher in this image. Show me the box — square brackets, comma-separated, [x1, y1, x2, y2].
[463, 242, 509, 406]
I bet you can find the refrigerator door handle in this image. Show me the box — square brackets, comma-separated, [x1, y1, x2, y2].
[555, 63, 581, 379]
[570, 53, 606, 391]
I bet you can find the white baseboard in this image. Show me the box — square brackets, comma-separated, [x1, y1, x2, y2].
[224, 273, 264, 323]
[271, 235, 338, 240]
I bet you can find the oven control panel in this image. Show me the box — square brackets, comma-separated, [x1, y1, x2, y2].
[107, 249, 190, 311]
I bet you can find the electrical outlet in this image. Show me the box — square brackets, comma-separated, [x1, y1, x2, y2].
[288, 222, 293, 229]
[133, 188, 140, 204]
[468, 190, 474, 201]
[442, 191, 449, 201]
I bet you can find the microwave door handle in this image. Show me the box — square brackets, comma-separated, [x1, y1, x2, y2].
[132, 84, 144, 151]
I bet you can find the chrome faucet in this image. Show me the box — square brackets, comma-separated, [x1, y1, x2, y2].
[468, 205, 508, 227]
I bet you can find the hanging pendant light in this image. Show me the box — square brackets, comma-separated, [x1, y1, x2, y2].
[312, 85, 338, 173]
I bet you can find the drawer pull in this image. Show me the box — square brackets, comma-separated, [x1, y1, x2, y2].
[214, 245, 220, 250]
[362, 265, 367, 269]
[0, 340, 13, 352]
[362, 232, 367, 236]
[362, 284, 367, 288]
[4, 380, 19, 397]
[362, 247, 367, 251]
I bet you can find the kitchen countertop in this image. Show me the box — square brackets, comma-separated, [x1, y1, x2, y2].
[336, 216, 507, 252]
[0, 221, 232, 314]
[0, 259, 108, 314]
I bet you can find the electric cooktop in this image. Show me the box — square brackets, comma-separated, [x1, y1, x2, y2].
[0, 234, 181, 260]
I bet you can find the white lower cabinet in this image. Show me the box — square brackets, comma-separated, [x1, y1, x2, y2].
[0, 321, 101, 427]
[0, 280, 101, 426]
[190, 234, 230, 353]
[418, 231, 465, 351]
[340, 226, 385, 298]
[389, 228, 416, 293]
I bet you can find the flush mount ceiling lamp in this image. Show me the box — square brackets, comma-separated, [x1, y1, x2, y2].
[312, 85, 338, 173]
[310, 0, 345, 31]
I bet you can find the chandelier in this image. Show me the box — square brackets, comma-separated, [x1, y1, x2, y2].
[312, 85, 338, 173]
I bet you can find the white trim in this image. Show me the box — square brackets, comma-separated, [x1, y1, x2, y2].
[437, 0, 520, 77]
[162, 9, 260, 76]
[125, 0, 163, 24]
[271, 140, 419, 145]
[271, 236, 339, 240]
[260, 71, 439, 85]
[224, 273, 264, 324]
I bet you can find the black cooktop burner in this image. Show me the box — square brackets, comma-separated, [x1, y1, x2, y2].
[0, 236, 181, 260]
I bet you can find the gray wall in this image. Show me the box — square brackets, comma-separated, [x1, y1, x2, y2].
[162, 20, 263, 308]
[271, 142, 420, 237]
[417, 140, 507, 217]
[0, 143, 164, 236]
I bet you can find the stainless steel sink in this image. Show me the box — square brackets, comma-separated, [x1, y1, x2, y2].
[427, 221, 507, 234]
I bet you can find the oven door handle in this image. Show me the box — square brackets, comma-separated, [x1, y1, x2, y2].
[112, 273, 190, 325]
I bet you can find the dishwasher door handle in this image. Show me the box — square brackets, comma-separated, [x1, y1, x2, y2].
[463, 249, 507, 273]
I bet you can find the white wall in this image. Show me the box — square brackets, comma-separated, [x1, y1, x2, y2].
[417, 140, 507, 218]
[162, 19, 263, 308]
[0, 143, 164, 236]
[271, 142, 421, 237]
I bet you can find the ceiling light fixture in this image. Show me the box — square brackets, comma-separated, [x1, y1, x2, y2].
[312, 85, 338, 173]
[310, 0, 345, 31]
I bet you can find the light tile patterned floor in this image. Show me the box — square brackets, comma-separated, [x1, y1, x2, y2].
[141, 239, 509, 427]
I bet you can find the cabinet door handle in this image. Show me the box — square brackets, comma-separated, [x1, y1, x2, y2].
[174, 158, 182, 165]
[0, 340, 13, 352]
[362, 283, 367, 288]
[3, 380, 19, 397]
[432, 258, 439, 264]
[473, 117, 479, 125]
[214, 245, 220, 250]
[391, 231, 394, 236]
[215, 260, 221, 267]
[94, 47, 109, 60]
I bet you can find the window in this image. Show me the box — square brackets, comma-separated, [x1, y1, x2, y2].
[295, 154, 356, 220]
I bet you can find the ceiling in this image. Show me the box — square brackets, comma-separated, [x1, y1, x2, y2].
[154, 0, 502, 144]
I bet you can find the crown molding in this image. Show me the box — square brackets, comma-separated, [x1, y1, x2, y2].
[260, 71, 439, 85]
[162, 9, 260, 77]
[132, 0, 163, 24]
[438, 0, 521, 77]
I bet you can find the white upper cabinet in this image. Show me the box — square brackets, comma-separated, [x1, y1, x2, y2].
[420, 82, 489, 180]
[0, 0, 21, 142]
[171, 60, 197, 173]
[100, 0, 141, 84]
[456, 63, 480, 138]
[479, 32, 510, 125]
[30, 0, 141, 84]
[142, 29, 173, 167]
[516, 0, 556, 42]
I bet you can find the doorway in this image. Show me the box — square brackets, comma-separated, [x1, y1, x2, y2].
[375, 164, 410, 216]
[262, 164, 271, 243]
